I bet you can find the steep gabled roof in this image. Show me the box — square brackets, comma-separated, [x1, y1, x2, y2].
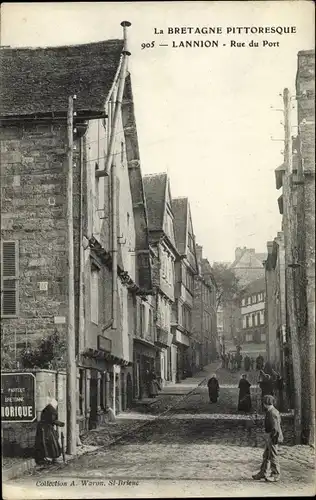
[0, 39, 123, 117]
[230, 248, 266, 269]
[172, 197, 188, 254]
[143, 173, 168, 232]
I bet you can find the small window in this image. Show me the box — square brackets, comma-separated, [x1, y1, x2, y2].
[247, 297, 251, 305]
[260, 333, 266, 342]
[1, 241, 19, 317]
[246, 316, 250, 328]
[90, 267, 99, 324]
[241, 298, 246, 307]
[257, 312, 260, 325]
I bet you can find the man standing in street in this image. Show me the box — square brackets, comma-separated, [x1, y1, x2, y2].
[252, 394, 284, 482]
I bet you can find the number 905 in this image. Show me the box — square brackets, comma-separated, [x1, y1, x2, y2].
[141, 41, 155, 49]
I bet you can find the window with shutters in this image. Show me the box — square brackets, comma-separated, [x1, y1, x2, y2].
[1, 241, 19, 317]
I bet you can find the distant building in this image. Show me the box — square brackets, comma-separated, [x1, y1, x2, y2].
[171, 197, 199, 381]
[192, 245, 217, 370]
[230, 247, 266, 287]
[239, 277, 267, 347]
[143, 173, 179, 384]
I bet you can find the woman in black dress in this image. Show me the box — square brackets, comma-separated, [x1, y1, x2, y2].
[34, 398, 64, 466]
[238, 374, 252, 412]
[207, 374, 220, 403]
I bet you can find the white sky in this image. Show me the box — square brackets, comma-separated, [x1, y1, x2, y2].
[1, 1, 314, 262]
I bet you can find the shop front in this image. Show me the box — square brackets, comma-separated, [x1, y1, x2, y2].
[133, 339, 157, 399]
[173, 329, 190, 381]
[78, 346, 133, 432]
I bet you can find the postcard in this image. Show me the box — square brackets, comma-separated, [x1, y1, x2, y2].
[1, 1, 315, 498]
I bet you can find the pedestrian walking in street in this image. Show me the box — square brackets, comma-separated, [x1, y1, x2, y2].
[237, 352, 243, 370]
[256, 355, 264, 371]
[259, 371, 274, 411]
[207, 374, 220, 403]
[250, 357, 255, 370]
[252, 394, 283, 482]
[228, 354, 233, 371]
[238, 374, 252, 413]
[221, 353, 225, 368]
[33, 398, 65, 466]
[244, 355, 251, 372]
[225, 353, 229, 369]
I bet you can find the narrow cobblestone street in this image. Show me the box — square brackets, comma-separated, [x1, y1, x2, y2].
[3, 365, 315, 498]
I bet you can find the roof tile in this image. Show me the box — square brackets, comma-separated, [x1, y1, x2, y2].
[0, 39, 123, 116]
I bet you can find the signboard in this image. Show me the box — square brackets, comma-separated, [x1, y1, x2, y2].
[97, 335, 112, 353]
[1, 372, 36, 423]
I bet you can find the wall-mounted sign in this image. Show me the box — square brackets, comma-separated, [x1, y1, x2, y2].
[1, 372, 36, 423]
[97, 335, 112, 353]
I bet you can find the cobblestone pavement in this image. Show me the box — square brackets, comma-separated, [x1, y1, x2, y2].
[3, 364, 315, 499]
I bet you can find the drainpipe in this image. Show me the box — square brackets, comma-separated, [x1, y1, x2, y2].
[79, 136, 85, 351]
[111, 156, 118, 329]
[96, 21, 131, 179]
[101, 21, 131, 332]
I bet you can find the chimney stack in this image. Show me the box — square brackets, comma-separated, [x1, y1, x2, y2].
[121, 21, 131, 55]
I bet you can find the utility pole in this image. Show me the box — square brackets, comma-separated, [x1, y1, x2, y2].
[66, 96, 77, 455]
[283, 88, 301, 443]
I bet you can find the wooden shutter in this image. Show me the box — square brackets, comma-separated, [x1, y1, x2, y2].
[1, 241, 19, 316]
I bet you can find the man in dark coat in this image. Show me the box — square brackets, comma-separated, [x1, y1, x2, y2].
[256, 355, 264, 371]
[252, 394, 283, 482]
[244, 355, 251, 372]
[207, 374, 219, 403]
[34, 398, 64, 465]
[238, 374, 252, 412]
[259, 371, 274, 410]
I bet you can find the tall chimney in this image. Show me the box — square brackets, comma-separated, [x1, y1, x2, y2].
[121, 20, 131, 55]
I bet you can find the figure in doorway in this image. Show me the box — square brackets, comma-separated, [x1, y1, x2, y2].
[149, 371, 161, 398]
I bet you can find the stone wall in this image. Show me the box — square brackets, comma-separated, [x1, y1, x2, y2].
[296, 50, 315, 443]
[1, 121, 80, 357]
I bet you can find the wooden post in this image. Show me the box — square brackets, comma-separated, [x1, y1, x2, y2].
[283, 88, 302, 443]
[96, 371, 102, 423]
[66, 95, 77, 455]
[85, 369, 91, 431]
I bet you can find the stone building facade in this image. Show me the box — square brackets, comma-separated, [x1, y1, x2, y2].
[171, 198, 199, 380]
[143, 173, 178, 384]
[0, 39, 152, 432]
[239, 277, 267, 348]
[295, 50, 315, 444]
[191, 245, 217, 372]
[264, 233, 286, 371]
[268, 50, 315, 444]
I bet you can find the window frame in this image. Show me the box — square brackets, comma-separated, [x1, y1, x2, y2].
[1, 240, 19, 318]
